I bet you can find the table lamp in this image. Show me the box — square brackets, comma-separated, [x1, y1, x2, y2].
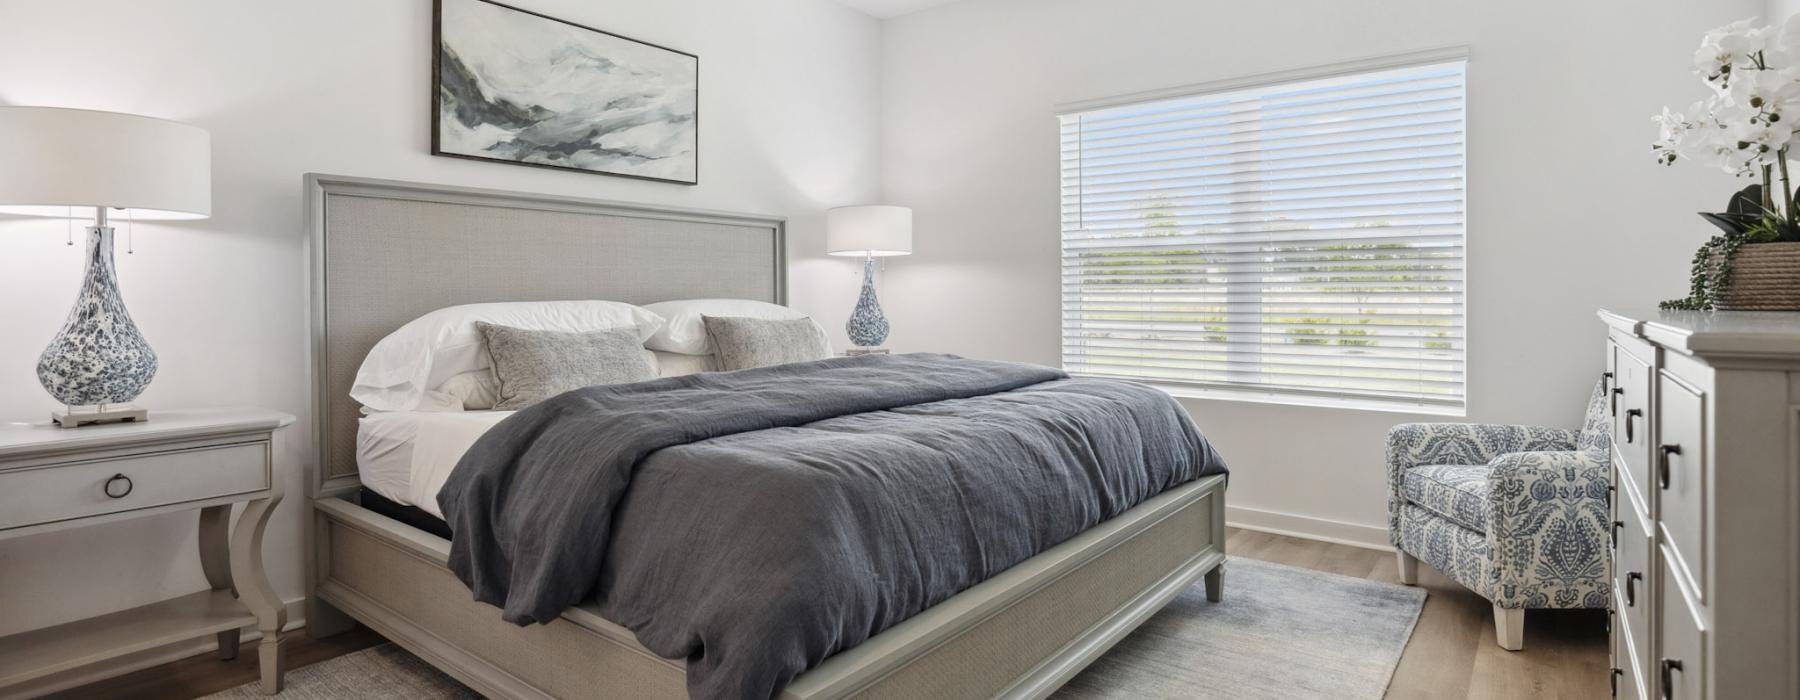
[826, 205, 912, 350]
[0, 107, 212, 427]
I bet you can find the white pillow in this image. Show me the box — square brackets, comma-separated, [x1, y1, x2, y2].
[652, 351, 714, 377]
[436, 369, 499, 411]
[352, 300, 664, 412]
[643, 299, 816, 355]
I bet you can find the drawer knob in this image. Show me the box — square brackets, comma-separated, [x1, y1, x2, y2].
[1624, 408, 1642, 443]
[1658, 444, 1681, 490]
[1625, 571, 1642, 607]
[103, 473, 133, 499]
[1660, 658, 1683, 699]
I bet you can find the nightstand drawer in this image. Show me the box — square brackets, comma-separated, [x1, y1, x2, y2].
[0, 442, 269, 531]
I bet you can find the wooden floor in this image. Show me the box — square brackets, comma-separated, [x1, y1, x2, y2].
[57, 527, 1607, 700]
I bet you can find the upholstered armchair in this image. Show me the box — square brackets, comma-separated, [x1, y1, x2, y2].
[1385, 379, 1612, 650]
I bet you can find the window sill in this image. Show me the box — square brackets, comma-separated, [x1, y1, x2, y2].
[1142, 382, 1467, 418]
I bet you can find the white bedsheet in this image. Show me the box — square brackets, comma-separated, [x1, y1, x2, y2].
[356, 410, 513, 518]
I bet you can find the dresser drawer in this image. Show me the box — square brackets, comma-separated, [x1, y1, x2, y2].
[1609, 337, 1654, 504]
[1614, 486, 1653, 690]
[1612, 607, 1644, 700]
[0, 442, 270, 531]
[1656, 372, 1707, 601]
[1659, 556, 1707, 700]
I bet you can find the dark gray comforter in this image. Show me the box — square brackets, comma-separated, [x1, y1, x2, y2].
[439, 353, 1226, 699]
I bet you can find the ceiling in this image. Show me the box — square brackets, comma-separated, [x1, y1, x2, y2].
[832, 0, 964, 19]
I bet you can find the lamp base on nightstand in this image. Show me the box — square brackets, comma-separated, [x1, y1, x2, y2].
[845, 347, 890, 356]
[52, 404, 148, 429]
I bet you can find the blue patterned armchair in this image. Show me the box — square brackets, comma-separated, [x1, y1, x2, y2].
[1385, 379, 1612, 651]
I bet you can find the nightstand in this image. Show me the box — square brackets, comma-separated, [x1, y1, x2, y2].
[0, 408, 294, 697]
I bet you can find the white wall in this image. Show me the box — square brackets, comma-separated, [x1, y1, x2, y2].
[878, 0, 1758, 545]
[0, 0, 882, 636]
[1776, 0, 1800, 26]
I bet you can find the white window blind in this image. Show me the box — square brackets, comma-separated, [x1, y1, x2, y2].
[1059, 58, 1466, 412]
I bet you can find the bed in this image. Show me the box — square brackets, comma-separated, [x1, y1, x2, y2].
[303, 173, 1229, 699]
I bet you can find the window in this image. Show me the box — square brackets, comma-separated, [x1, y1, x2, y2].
[1058, 55, 1467, 414]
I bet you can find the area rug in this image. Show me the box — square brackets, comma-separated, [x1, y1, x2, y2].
[1052, 558, 1424, 699]
[206, 558, 1423, 699]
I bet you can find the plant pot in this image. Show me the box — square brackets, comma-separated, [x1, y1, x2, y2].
[1715, 241, 1800, 310]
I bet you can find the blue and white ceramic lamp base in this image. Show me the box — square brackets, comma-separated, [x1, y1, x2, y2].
[38, 225, 157, 427]
[846, 256, 890, 351]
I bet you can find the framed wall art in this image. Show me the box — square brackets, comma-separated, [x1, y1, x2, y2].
[433, 0, 699, 184]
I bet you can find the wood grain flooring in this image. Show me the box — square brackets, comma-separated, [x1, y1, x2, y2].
[57, 527, 1608, 699]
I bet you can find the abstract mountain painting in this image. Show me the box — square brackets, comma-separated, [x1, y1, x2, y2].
[433, 0, 698, 184]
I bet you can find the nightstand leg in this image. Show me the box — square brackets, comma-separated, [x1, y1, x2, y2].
[230, 496, 286, 694]
[198, 505, 242, 661]
[216, 629, 240, 661]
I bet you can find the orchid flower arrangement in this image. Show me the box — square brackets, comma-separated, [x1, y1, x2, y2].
[1655, 16, 1800, 242]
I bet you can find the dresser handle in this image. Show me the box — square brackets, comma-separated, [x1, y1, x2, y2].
[103, 473, 133, 499]
[1624, 409, 1642, 443]
[1625, 571, 1642, 607]
[1660, 658, 1683, 699]
[1658, 445, 1680, 490]
[1611, 520, 1623, 549]
[1611, 667, 1623, 697]
[1612, 386, 1624, 416]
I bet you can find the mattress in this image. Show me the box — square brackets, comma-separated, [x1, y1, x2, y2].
[355, 357, 711, 517]
[355, 410, 513, 518]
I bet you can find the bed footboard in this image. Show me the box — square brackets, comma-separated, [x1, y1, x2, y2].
[309, 474, 1226, 699]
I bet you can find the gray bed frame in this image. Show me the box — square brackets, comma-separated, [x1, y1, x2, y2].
[302, 173, 1227, 699]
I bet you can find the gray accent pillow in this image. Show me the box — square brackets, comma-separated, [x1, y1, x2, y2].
[701, 315, 832, 371]
[477, 322, 657, 410]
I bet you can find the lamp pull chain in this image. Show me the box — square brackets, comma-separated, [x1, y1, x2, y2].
[126, 209, 135, 254]
[66, 206, 74, 246]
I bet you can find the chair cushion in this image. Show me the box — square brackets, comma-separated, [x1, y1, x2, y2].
[1403, 464, 1490, 533]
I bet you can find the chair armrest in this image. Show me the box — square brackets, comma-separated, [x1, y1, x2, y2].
[1484, 450, 1612, 609]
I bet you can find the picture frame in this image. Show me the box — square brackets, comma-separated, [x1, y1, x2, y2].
[432, 0, 699, 184]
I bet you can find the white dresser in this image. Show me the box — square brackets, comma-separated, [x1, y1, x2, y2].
[1599, 309, 1800, 700]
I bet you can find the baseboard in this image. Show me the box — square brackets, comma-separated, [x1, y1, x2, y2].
[1226, 505, 1393, 552]
[5, 596, 308, 699]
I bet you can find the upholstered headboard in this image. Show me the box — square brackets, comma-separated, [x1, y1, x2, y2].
[306, 174, 786, 496]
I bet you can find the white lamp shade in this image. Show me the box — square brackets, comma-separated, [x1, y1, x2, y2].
[0, 106, 211, 220]
[827, 205, 912, 257]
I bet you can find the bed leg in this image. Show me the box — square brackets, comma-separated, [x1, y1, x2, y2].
[307, 597, 357, 639]
[1204, 564, 1224, 602]
[307, 500, 358, 639]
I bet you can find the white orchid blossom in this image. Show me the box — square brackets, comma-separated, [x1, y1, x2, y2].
[1724, 67, 1800, 113]
[1660, 16, 1800, 224]
[1696, 18, 1762, 85]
